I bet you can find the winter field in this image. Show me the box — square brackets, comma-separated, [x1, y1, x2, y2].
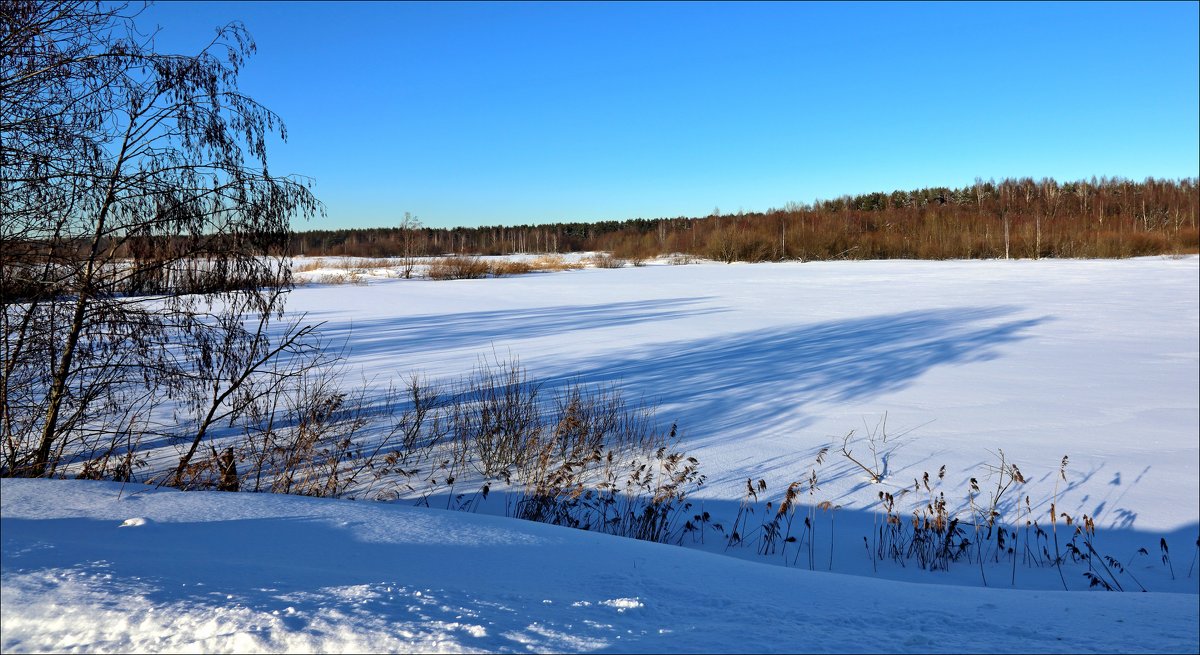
[3, 255, 1198, 653]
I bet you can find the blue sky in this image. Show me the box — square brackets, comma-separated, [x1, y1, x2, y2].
[148, 1, 1200, 230]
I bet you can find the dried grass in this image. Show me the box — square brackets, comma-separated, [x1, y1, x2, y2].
[292, 259, 327, 273]
[489, 260, 534, 276]
[428, 256, 489, 280]
[292, 257, 395, 273]
[313, 271, 367, 285]
[528, 255, 584, 271]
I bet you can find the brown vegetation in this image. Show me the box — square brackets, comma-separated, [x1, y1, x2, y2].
[427, 256, 490, 280]
[587, 253, 626, 268]
[289, 177, 1198, 262]
[487, 260, 534, 276]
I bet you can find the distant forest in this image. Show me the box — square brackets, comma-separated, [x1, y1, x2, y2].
[292, 177, 1198, 261]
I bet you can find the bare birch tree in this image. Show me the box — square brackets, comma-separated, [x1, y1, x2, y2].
[1, 1, 321, 477]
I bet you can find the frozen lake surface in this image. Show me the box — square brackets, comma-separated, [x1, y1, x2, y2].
[4, 255, 1197, 652]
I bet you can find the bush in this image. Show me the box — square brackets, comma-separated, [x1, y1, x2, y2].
[428, 256, 489, 280]
[489, 260, 534, 276]
[704, 226, 773, 263]
[588, 254, 626, 268]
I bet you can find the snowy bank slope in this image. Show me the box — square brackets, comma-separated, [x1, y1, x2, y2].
[3, 479, 1197, 654]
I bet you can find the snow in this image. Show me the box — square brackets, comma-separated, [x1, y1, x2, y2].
[3, 479, 1197, 653]
[294, 255, 1199, 532]
[3, 255, 1198, 652]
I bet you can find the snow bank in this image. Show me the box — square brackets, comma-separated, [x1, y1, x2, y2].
[3, 479, 1196, 653]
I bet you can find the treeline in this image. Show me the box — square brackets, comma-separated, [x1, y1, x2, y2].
[293, 177, 1198, 261]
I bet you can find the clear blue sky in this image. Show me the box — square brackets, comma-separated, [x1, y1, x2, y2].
[148, 1, 1200, 230]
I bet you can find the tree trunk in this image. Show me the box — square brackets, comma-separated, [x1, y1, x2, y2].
[31, 120, 136, 476]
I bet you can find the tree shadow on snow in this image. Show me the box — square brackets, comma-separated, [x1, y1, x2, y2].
[547, 306, 1049, 438]
[315, 297, 730, 356]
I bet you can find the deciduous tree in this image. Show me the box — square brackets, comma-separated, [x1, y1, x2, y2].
[1, 1, 320, 476]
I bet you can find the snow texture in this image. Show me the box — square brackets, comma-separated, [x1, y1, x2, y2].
[3, 255, 1198, 652]
[3, 479, 1197, 653]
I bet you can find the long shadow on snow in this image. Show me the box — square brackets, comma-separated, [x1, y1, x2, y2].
[5, 496, 1192, 608]
[545, 306, 1049, 439]
[237, 306, 1047, 492]
[99, 298, 719, 467]
[110, 299, 727, 454]
[408, 487, 1199, 595]
[129, 307, 1046, 494]
[317, 297, 729, 357]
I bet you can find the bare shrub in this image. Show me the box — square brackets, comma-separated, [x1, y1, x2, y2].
[428, 256, 489, 280]
[230, 366, 449, 499]
[397, 212, 423, 279]
[588, 254, 626, 269]
[167, 304, 324, 487]
[510, 418, 701, 545]
[489, 260, 534, 276]
[447, 359, 544, 477]
[705, 226, 773, 263]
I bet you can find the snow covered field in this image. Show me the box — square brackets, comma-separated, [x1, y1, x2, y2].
[292, 256, 1199, 532]
[4, 255, 1198, 652]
